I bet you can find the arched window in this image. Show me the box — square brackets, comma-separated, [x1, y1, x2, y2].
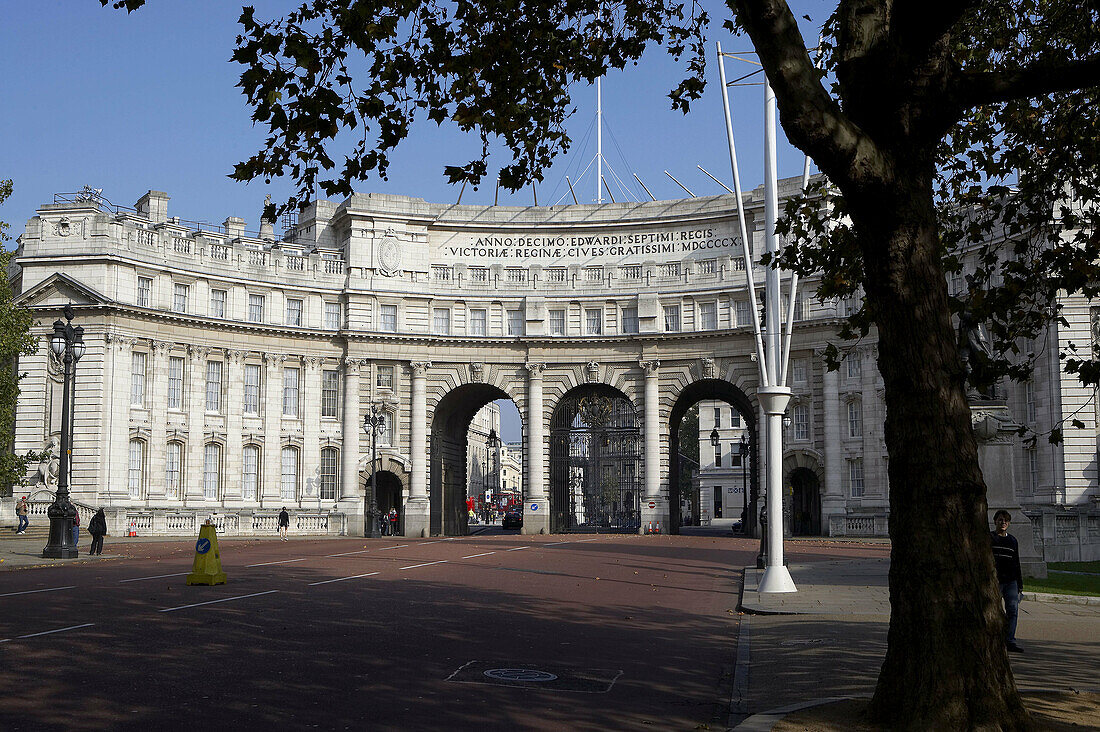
[128, 439, 145, 498]
[203, 443, 222, 500]
[281, 446, 299, 500]
[319, 447, 338, 501]
[242, 445, 260, 501]
[165, 441, 183, 499]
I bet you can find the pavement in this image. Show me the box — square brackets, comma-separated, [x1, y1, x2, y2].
[732, 556, 1100, 730]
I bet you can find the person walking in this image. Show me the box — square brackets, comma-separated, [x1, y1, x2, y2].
[991, 509, 1025, 653]
[71, 507, 80, 546]
[278, 507, 290, 541]
[388, 508, 398, 536]
[15, 495, 29, 534]
[88, 508, 107, 555]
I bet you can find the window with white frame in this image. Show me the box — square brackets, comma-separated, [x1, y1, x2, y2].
[379, 304, 397, 332]
[286, 298, 303, 326]
[793, 357, 808, 384]
[731, 411, 741, 427]
[173, 283, 189, 313]
[843, 296, 860, 317]
[731, 448, 742, 467]
[713, 407, 721, 428]
[586, 308, 602, 335]
[507, 309, 525, 336]
[242, 445, 259, 501]
[377, 411, 393, 446]
[545, 268, 566, 283]
[1028, 448, 1038, 494]
[735, 300, 751, 326]
[205, 360, 223, 412]
[1025, 380, 1036, 423]
[621, 306, 639, 334]
[792, 404, 809, 441]
[469, 267, 488, 282]
[699, 301, 717, 330]
[321, 369, 339, 418]
[128, 439, 145, 498]
[714, 444, 723, 467]
[243, 363, 261, 415]
[248, 293, 265, 323]
[324, 301, 342, 330]
[585, 266, 603, 282]
[281, 446, 298, 500]
[166, 441, 182, 499]
[849, 458, 864, 497]
[282, 367, 300, 417]
[664, 304, 681, 332]
[376, 364, 394, 390]
[549, 309, 566, 335]
[948, 269, 963, 296]
[433, 307, 451, 335]
[470, 309, 487, 336]
[166, 356, 184, 409]
[794, 294, 805, 321]
[137, 276, 152, 307]
[698, 258, 717, 275]
[130, 352, 146, 406]
[847, 400, 862, 438]
[320, 447, 338, 500]
[847, 352, 862, 379]
[209, 288, 226, 318]
[203, 443, 221, 499]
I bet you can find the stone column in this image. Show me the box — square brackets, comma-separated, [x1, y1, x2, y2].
[523, 362, 548, 535]
[341, 358, 364, 501]
[639, 360, 667, 533]
[223, 349, 246, 502]
[106, 335, 134, 503]
[185, 345, 211, 504]
[302, 356, 323, 508]
[821, 354, 845, 534]
[147, 339, 170, 500]
[860, 346, 883, 500]
[261, 353, 286, 508]
[404, 360, 431, 537]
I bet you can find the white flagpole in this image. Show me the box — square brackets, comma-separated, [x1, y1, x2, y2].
[597, 78, 603, 204]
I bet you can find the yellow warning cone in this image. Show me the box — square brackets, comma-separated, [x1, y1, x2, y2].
[186, 521, 227, 586]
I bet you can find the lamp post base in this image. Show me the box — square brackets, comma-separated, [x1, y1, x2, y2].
[42, 517, 79, 559]
[758, 564, 798, 593]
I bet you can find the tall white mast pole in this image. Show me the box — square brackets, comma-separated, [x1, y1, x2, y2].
[758, 75, 797, 593]
[597, 78, 603, 204]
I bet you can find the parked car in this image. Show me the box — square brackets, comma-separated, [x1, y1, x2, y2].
[502, 510, 523, 529]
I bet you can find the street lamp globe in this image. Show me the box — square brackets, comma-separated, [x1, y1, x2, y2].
[50, 321, 66, 358]
[72, 326, 86, 361]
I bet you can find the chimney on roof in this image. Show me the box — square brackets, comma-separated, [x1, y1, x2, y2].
[135, 191, 169, 224]
[223, 216, 246, 240]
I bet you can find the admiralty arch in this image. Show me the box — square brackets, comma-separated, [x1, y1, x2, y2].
[10, 180, 892, 538]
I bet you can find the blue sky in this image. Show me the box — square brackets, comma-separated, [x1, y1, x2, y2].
[1, 1, 822, 441]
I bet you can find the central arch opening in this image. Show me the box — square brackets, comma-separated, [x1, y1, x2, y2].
[549, 384, 642, 533]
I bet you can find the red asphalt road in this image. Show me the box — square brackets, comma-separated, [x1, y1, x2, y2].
[0, 534, 888, 731]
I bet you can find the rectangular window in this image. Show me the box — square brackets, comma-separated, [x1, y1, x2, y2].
[469, 267, 488, 282]
[242, 445, 259, 501]
[243, 364, 261, 415]
[128, 440, 144, 498]
[320, 448, 338, 501]
[286, 298, 303, 326]
[205, 360, 223, 412]
[585, 308, 602, 335]
[324, 301, 342, 330]
[1025, 380, 1036, 423]
[137, 277, 152, 307]
[698, 259, 717, 275]
[380, 304, 397, 332]
[731, 411, 741, 427]
[165, 441, 182, 499]
[713, 407, 721, 429]
[167, 356, 184, 409]
[203, 443, 221, 499]
[376, 364, 394, 390]
[714, 444, 722, 468]
[621, 307, 639, 334]
[545, 268, 566, 283]
[173, 283, 189, 313]
[209, 288, 226, 318]
[549, 309, 566, 336]
[282, 367, 300, 417]
[848, 401, 862, 438]
[507, 310, 525, 336]
[433, 307, 451, 335]
[248, 294, 265, 323]
[130, 352, 146, 406]
[664, 304, 681, 332]
[847, 352, 862, 379]
[948, 269, 962, 296]
[735, 300, 751, 327]
[794, 294, 805, 321]
[321, 369, 339, 418]
[849, 458, 864, 498]
[793, 357, 808, 384]
[470, 309, 487, 336]
[281, 447, 298, 500]
[699, 301, 717, 330]
[1028, 448, 1038, 494]
[793, 404, 809, 441]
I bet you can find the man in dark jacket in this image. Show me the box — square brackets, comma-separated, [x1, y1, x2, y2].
[278, 507, 290, 541]
[991, 509, 1024, 652]
[88, 509, 107, 556]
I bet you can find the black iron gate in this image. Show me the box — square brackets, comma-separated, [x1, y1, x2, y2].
[550, 390, 642, 533]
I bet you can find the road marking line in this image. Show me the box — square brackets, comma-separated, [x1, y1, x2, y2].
[246, 558, 309, 567]
[573, 538, 600, 543]
[505, 546, 528, 552]
[158, 589, 279, 613]
[544, 541, 571, 546]
[6, 623, 95, 641]
[119, 572, 190, 584]
[417, 540, 447, 545]
[308, 572, 381, 586]
[326, 549, 372, 557]
[377, 544, 409, 551]
[0, 585, 76, 598]
[461, 552, 495, 559]
[399, 560, 447, 570]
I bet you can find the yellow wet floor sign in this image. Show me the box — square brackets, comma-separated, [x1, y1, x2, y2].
[186, 522, 227, 586]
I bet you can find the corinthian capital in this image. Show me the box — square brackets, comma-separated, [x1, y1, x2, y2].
[639, 359, 660, 376]
[409, 360, 431, 377]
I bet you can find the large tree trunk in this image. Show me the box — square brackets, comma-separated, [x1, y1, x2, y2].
[852, 167, 1030, 729]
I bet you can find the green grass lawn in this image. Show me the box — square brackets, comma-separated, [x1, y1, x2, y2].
[1026, 561, 1100, 597]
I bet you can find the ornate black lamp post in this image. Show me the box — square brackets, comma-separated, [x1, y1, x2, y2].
[709, 427, 720, 521]
[484, 428, 499, 524]
[363, 404, 386, 538]
[43, 304, 84, 559]
[738, 434, 749, 532]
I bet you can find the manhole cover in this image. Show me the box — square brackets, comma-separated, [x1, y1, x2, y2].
[484, 668, 558, 682]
